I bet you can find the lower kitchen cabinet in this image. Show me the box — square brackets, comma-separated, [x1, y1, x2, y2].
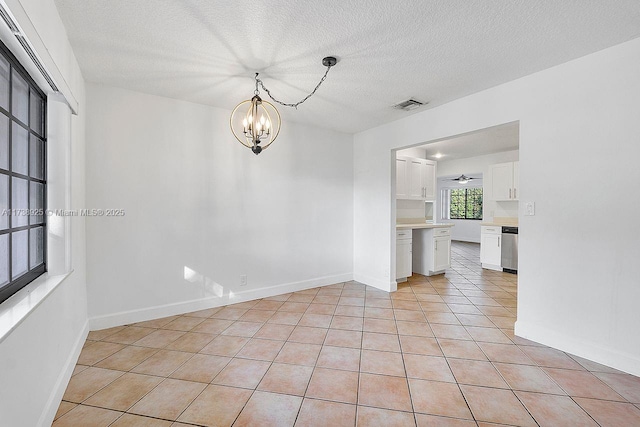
[433, 235, 451, 272]
[481, 226, 502, 271]
[396, 229, 412, 281]
[412, 227, 452, 276]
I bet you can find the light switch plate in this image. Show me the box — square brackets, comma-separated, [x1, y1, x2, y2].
[525, 202, 535, 216]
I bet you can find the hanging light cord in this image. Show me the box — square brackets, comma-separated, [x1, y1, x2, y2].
[254, 63, 334, 109]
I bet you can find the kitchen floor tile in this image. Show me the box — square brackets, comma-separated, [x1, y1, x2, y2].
[574, 397, 640, 427]
[399, 335, 443, 356]
[288, 326, 328, 345]
[77, 341, 126, 365]
[62, 367, 124, 403]
[177, 384, 252, 427]
[83, 372, 162, 411]
[130, 349, 192, 377]
[128, 378, 206, 420]
[169, 353, 230, 383]
[460, 384, 537, 427]
[234, 391, 302, 427]
[594, 371, 640, 403]
[361, 349, 406, 376]
[102, 327, 155, 345]
[235, 338, 285, 361]
[164, 332, 215, 353]
[543, 367, 625, 401]
[438, 338, 487, 361]
[324, 328, 362, 348]
[211, 358, 271, 389]
[362, 331, 401, 352]
[257, 362, 314, 396]
[356, 406, 416, 427]
[403, 354, 455, 382]
[305, 367, 359, 403]
[275, 342, 322, 366]
[94, 346, 158, 372]
[359, 373, 412, 411]
[448, 359, 509, 388]
[52, 404, 122, 427]
[408, 378, 472, 419]
[515, 391, 598, 427]
[494, 363, 566, 394]
[253, 323, 295, 340]
[110, 413, 172, 426]
[414, 414, 476, 427]
[199, 335, 249, 357]
[295, 398, 356, 427]
[316, 345, 361, 371]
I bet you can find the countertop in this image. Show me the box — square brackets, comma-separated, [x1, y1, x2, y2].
[396, 222, 454, 230]
[480, 217, 518, 227]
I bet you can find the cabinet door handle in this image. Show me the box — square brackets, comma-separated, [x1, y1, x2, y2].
[509, 188, 512, 199]
[498, 237, 500, 247]
[514, 188, 517, 199]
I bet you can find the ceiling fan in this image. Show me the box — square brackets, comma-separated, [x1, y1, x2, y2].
[450, 174, 474, 184]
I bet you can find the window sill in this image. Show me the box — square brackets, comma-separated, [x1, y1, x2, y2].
[0, 270, 73, 344]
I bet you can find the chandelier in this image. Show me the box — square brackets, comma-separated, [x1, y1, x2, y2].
[230, 56, 338, 155]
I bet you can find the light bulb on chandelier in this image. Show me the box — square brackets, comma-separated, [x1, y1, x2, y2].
[230, 56, 338, 155]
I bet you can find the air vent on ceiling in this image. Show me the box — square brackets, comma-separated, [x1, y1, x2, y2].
[393, 98, 426, 111]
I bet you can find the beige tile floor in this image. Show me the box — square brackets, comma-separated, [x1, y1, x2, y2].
[54, 242, 640, 426]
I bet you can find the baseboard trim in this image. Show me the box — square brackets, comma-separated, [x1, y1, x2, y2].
[38, 319, 89, 427]
[515, 320, 640, 377]
[89, 273, 353, 331]
[353, 272, 393, 292]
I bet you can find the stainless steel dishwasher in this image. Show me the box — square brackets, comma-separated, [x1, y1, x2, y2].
[501, 226, 518, 274]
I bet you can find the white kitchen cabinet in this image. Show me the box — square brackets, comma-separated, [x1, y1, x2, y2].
[396, 157, 409, 199]
[412, 227, 452, 276]
[396, 156, 436, 201]
[396, 229, 412, 281]
[481, 226, 502, 271]
[433, 235, 451, 272]
[488, 161, 519, 201]
[423, 161, 436, 201]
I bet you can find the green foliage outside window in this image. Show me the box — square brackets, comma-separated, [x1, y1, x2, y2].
[449, 188, 483, 220]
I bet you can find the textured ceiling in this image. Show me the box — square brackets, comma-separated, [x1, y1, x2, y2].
[421, 121, 519, 161]
[54, 0, 640, 134]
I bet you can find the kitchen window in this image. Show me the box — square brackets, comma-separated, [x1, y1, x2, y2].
[441, 187, 483, 220]
[0, 40, 47, 304]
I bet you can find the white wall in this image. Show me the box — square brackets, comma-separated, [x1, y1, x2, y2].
[0, 1, 87, 426]
[354, 37, 640, 375]
[85, 83, 353, 326]
[437, 150, 519, 242]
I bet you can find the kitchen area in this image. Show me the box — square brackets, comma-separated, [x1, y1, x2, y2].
[395, 122, 520, 283]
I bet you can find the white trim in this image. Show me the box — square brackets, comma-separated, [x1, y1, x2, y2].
[89, 273, 353, 331]
[353, 272, 394, 292]
[0, 271, 73, 344]
[37, 319, 88, 427]
[515, 320, 640, 377]
[1, 0, 79, 113]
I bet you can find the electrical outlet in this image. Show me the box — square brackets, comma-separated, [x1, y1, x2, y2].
[240, 275, 247, 286]
[525, 202, 535, 216]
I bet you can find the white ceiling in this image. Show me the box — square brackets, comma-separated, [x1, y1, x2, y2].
[54, 0, 640, 134]
[419, 121, 519, 161]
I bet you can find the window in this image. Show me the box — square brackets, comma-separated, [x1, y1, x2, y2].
[0, 41, 46, 304]
[441, 187, 483, 220]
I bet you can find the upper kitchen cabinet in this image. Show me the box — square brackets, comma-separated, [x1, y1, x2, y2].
[396, 156, 436, 201]
[488, 161, 519, 201]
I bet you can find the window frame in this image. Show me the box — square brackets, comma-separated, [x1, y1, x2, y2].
[0, 39, 47, 305]
[442, 187, 483, 221]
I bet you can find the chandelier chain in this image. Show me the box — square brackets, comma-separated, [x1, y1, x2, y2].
[255, 65, 333, 109]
